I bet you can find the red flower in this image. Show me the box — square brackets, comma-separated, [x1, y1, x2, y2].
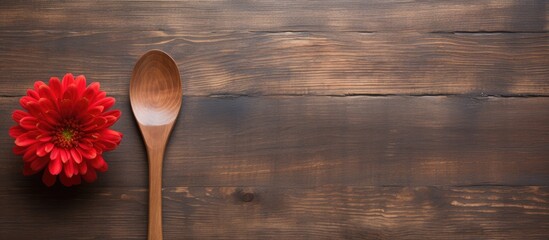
[9, 73, 122, 187]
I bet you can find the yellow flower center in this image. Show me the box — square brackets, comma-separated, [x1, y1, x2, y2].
[53, 119, 82, 148]
[61, 129, 74, 141]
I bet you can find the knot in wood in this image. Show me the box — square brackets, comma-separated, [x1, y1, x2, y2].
[241, 192, 254, 202]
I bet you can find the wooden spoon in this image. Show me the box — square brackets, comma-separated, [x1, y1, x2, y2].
[130, 50, 182, 240]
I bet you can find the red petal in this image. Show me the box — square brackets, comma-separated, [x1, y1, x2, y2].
[38, 97, 56, 113]
[96, 91, 106, 100]
[30, 157, 49, 171]
[59, 99, 73, 117]
[82, 117, 107, 131]
[22, 144, 38, 161]
[82, 167, 97, 183]
[38, 84, 55, 99]
[87, 105, 104, 116]
[19, 116, 38, 130]
[78, 142, 93, 150]
[23, 154, 37, 163]
[94, 97, 115, 111]
[79, 114, 95, 127]
[12, 110, 29, 123]
[90, 155, 105, 169]
[94, 144, 105, 155]
[48, 157, 62, 175]
[62, 84, 78, 102]
[36, 143, 48, 157]
[103, 116, 118, 128]
[93, 141, 105, 151]
[60, 149, 69, 163]
[44, 143, 54, 153]
[98, 160, 108, 172]
[27, 89, 40, 100]
[80, 147, 97, 159]
[9, 126, 25, 138]
[33, 81, 46, 91]
[13, 145, 27, 155]
[97, 135, 122, 151]
[62, 73, 75, 89]
[73, 98, 90, 116]
[101, 129, 123, 142]
[37, 134, 53, 142]
[50, 147, 59, 161]
[36, 122, 53, 132]
[80, 138, 93, 145]
[96, 141, 116, 151]
[82, 82, 100, 102]
[59, 174, 72, 187]
[23, 144, 38, 161]
[19, 96, 35, 109]
[38, 84, 57, 104]
[49, 77, 62, 98]
[15, 132, 38, 146]
[64, 160, 75, 178]
[75, 75, 87, 92]
[95, 117, 108, 127]
[79, 162, 88, 175]
[25, 101, 43, 118]
[103, 110, 121, 119]
[70, 148, 82, 163]
[43, 110, 61, 126]
[42, 170, 57, 187]
[59, 148, 71, 163]
[23, 163, 37, 176]
[102, 110, 122, 128]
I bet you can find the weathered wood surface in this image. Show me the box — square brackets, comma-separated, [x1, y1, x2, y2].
[1, 186, 548, 239]
[1, 96, 548, 188]
[1, 0, 547, 32]
[1, 0, 548, 239]
[1, 32, 548, 96]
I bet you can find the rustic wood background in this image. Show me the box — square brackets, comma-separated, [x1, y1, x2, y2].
[1, 1, 548, 239]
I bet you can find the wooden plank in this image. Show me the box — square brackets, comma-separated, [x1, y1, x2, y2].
[1, 186, 548, 239]
[163, 186, 549, 239]
[1, 31, 548, 96]
[1, 96, 548, 187]
[0, 186, 147, 239]
[0, 0, 547, 33]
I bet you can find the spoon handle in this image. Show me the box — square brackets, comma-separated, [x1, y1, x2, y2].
[147, 146, 165, 240]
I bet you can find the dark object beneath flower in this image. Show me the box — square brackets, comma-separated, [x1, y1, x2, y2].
[9, 73, 123, 187]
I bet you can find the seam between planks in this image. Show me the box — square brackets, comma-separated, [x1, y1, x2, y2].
[208, 93, 549, 98]
[1, 94, 549, 99]
[2, 29, 549, 34]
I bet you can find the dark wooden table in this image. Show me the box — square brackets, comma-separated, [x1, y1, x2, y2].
[1, 1, 548, 239]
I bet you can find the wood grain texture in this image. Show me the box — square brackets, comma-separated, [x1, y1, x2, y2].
[1, 1, 548, 238]
[0, 186, 148, 239]
[1, 96, 548, 188]
[0, 0, 547, 33]
[1, 31, 548, 96]
[1, 186, 548, 239]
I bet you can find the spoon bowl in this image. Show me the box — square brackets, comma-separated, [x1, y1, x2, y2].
[130, 50, 182, 240]
[130, 50, 182, 126]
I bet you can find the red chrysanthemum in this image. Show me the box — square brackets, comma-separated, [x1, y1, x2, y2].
[9, 73, 123, 187]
